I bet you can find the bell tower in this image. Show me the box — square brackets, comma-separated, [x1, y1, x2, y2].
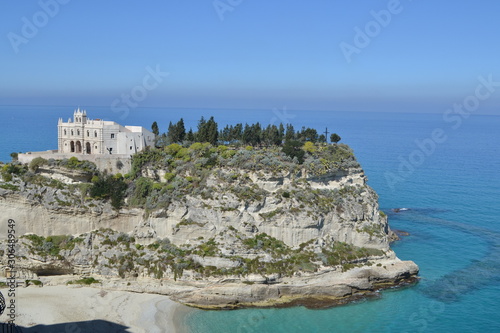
[74, 108, 87, 124]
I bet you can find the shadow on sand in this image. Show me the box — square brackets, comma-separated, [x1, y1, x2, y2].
[1, 320, 131, 332]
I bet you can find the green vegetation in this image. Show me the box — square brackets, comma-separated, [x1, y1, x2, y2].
[4, 116, 381, 282]
[4, 116, 357, 217]
[25, 279, 43, 286]
[16, 219, 387, 283]
[21, 234, 84, 258]
[29, 157, 47, 171]
[176, 219, 205, 228]
[0, 183, 19, 191]
[89, 174, 128, 210]
[167, 118, 187, 144]
[259, 209, 284, 221]
[330, 133, 341, 144]
[194, 238, 220, 257]
[321, 242, 384, 269]
[151, 121, 159, 136]
[120, 139, 359, 212]
[357, 225, 384, 239]
[1, 163, 25, 181]
[153, 115, 338, 148]
[61, 157, 97, 172]
[67, 277, 100, 285]
[282, 140, 305, 164]
[243, 233, 288, 256]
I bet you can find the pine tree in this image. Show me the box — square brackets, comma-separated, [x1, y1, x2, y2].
[197, 116, 218, 145]
[330, 133, 341, 144]
[176, 118, 186, 142]
[151, 121, 159, 136]
[285, 124, 295, 141]
[206, 116, 218, 145]
[278, 123, 285, 144]
[166, 121, 175, 143]
[197, 116, 207, 142]
[186, 128, 195, 142]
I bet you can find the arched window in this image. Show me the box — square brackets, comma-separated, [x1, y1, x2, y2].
[94, 131, 97, 137]
[87, 130, 90, 137]
[71, 130, 74, 136]
[77, 129, 80, 136]
[64, 129, 67, 135]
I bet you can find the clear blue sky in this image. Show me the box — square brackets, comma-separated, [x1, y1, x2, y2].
[1, 0, 500, 114]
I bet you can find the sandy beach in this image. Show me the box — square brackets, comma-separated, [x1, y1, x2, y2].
[2, 284, 189, 332]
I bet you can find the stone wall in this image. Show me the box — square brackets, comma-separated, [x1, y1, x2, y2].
[18, 151, 131, 174]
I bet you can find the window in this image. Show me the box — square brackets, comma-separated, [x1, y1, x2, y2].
[111, 134, 115, 139]
[71, 130, 74, 136]
[87, 130, 90, 137]
[64, 129, 67, 135]
[94, 131, 97, 137]
[130, 146, 133, 150]
[77, 129, 80, 136]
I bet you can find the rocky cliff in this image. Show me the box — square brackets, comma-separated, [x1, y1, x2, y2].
[0, 143, 418, 308]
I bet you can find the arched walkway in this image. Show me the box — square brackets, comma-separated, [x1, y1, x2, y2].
[75, 141, 82, 153]
[70, 141, 75, 153]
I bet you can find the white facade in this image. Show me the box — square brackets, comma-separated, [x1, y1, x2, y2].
[58, 109, 155, 155]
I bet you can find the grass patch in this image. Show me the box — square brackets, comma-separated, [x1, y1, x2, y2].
[26, 279, 43, 286]
[21, 234, 84, 258]
[0, 183, 19, 191]
[67, 277, 100, 285]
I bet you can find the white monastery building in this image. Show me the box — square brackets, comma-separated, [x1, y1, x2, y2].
[58, 109, 155, 155]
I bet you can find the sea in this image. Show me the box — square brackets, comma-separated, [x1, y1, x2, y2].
[1, 105, 499, 332]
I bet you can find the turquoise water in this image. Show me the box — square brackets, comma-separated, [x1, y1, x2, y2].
[1, 106, 499, 332]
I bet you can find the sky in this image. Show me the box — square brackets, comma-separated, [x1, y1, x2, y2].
[1, 0, 500, 114]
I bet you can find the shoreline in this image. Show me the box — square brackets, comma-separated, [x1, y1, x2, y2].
[4, 284, 191, 333]
[0, 256, 418, 331]
[178, 274, 419, 311]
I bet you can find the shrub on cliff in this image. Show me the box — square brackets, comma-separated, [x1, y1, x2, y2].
[29, 157, 47, 171]
[55, 157, 96, 172]
[128, 177, 154, 207]
[89, 174, 128, 210]
[282, 140, 305, 164]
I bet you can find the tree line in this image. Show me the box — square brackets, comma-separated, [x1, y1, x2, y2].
[151, 116, 341, 148]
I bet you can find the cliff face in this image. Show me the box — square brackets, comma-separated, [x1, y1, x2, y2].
[0, 168, 388, 251]
[145, 167, 390, 251]
[0, 144, 418, 308]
